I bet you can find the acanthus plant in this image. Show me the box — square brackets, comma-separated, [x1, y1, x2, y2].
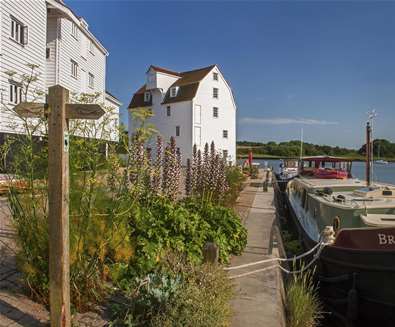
[189, 141, 229, 204]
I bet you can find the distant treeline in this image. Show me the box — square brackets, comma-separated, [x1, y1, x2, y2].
[237, 139, 395, 159]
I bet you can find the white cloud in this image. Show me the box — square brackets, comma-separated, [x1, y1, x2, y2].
[240, 117, 339, 126]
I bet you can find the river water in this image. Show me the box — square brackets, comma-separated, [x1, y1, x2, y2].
[249, 159, 395, 185]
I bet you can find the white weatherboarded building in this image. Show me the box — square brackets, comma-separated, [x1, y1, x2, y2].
[0, 0, 121, 143]
[128, 65, 236, 164]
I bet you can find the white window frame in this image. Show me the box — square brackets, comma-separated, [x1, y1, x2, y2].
[144, 91, 151, 102]
[213, 72, 218, 81]
[166, 106, 171, 117]
[88, 72, 94, 88]
[71, 59, 79, 79]
[89, 39, 95, 55]
[223, 130, 228, 138]
[71, 22, 79, 40]
[213, 87, 219, 99]
[223, 150, 228, 159]
[176, 125, 180, 137]
[10, 16, 28, 45]
[170, 87, 178, 98]
[213, 107, 219, 118]
[9, 82, 22, 105]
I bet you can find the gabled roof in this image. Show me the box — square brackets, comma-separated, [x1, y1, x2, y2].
[129, 65, 216, 108]
[162, 65, 215, 104]
[105, 91, 122, 106]
[128, 85, 152, 109]
[147, 65, 182, 77]
[46, 0, 108, 56]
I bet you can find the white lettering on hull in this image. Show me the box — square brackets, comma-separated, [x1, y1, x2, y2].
[378, 233, 395, 245]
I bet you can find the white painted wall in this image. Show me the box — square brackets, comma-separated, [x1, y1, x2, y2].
[146, 67, 179, 92]
[193, 66, 236, 163]
[0, 0, 47, 134]
[0, 0, 120, 142]
[129, 88, 193, 162]
[54, 18, 106, 100]
[129, 65, 236, 164]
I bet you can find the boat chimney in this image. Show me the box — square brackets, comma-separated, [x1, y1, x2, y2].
[366, 121, 372, 186]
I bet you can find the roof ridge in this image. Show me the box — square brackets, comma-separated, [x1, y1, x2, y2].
[180, 64, 216, 75]
[149, 65, 181, 76]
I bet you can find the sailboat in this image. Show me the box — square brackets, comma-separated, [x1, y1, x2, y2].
[375, 143, 388, 165]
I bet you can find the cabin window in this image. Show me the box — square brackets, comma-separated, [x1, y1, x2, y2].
[176, 126, 180, 137]
[213, 72, 218, 81]
[213, 87, 219, 99]
[71, 60, 79, 79]
[213, 107, 219, 118]
[9, 82, 22, 104]
[10, 16, 28, 45]
[223, 130, 228, 138]
[144, 92, 151, 102]
[88, 73, 94, 88]
[170, 87, 178, 97]
[166, 106, 171, 117]
[71, 23, 79, 39]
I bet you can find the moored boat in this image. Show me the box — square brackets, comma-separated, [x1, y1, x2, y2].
[275, 158, 299, 193]
[285, 128, 395, 326]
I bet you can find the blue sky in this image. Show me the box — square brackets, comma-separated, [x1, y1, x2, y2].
[68, 0, 395, 149]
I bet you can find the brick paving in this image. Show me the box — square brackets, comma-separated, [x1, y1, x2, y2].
[0, 197, 108, 327]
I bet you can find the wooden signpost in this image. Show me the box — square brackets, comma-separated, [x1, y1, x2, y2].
[14, 85, 105, 327]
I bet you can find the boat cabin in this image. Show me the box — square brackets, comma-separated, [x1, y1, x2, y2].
[300, 156, 353, 179]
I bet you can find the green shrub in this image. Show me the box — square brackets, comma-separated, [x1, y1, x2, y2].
[286, 268, 323, 327]
[126, 195, 247, 276]
[224, 166, 246, 206]
[110, 254, 233, 327]
[181, 198, 247, 263]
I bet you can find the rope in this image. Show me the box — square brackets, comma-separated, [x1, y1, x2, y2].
[228, 242, 328, 279]
[224, 241, 323, 271]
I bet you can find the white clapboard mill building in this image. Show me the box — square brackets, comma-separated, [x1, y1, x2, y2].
[0, 0, 121, 143]
[128, 65, 236, 164]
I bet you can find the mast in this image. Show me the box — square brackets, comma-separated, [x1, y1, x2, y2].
[300, 128, 304, 160]
[367, 109, 377, 184]
[366, 121, 371, 186]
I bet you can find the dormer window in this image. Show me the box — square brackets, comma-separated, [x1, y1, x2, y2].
[170, 87, 178, 98]
[144, 91, 151, 102]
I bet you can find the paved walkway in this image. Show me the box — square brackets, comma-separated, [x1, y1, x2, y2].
[231, 172, 286, 327]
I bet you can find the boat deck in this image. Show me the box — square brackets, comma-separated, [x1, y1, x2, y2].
[294, 177, 395, 209]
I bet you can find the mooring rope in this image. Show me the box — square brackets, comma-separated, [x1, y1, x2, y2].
[228, 242, 327, 279]
[224, 241, 323, 271]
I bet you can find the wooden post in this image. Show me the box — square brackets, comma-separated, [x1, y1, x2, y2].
[48, 85, 71, 327]
[13, 85, 105, 327]
[203, 242, 219, 264]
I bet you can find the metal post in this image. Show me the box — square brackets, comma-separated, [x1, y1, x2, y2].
[366, 122, 371, 187]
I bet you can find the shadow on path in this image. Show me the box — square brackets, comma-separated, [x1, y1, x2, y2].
[0, 299, 47, 327]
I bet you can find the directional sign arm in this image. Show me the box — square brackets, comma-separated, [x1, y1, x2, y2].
[14, 102, 47, 118]
[65, 104, 105, 120]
